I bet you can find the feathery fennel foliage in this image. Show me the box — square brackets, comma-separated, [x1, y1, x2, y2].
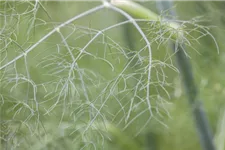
[0, 1, 221, 149]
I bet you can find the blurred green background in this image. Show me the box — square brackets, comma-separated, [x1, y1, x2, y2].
[0, 1, 225, 150]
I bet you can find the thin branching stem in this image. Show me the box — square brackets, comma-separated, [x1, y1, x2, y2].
[0, 5, 105, 70]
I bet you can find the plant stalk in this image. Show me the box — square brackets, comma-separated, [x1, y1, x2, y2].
[173, 43, 216, 150]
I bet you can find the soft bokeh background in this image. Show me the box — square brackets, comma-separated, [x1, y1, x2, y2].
[0, 1, 225, 150]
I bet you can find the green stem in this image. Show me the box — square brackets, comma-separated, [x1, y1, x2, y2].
[174, 44, 216, 150]
[111, 0, 158, 20]
[110, 0, 181, 40]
